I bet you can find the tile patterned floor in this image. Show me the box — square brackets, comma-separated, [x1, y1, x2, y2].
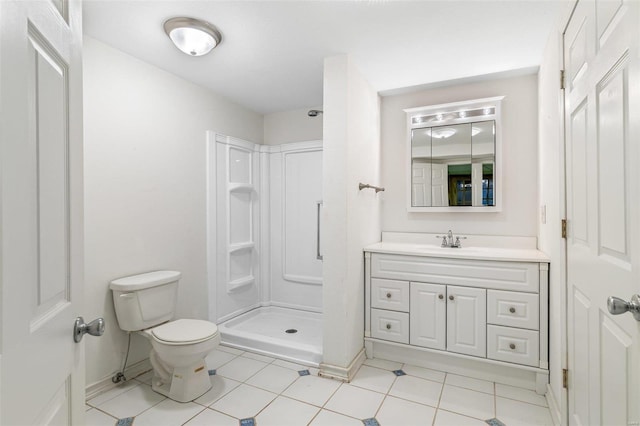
[85, 346, 554, 426]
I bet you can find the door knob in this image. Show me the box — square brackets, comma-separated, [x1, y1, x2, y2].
[74, 316, 105, 343]
[607, 295, 640, 321]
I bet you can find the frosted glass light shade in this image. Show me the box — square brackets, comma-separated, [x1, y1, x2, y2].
[164, 17, 221, 57]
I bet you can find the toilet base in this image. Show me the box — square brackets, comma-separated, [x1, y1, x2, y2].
[150, 360, 212, 402]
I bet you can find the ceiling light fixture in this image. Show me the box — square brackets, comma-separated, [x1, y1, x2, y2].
[164, 17, 222, 57]
[432, 128, 456, 139]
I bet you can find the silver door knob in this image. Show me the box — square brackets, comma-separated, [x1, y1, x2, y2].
[607, 295, 640, 321]
[74, 316, 105, 343]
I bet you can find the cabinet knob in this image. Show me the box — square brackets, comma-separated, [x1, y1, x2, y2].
[386, 323, 391, 330]
[438, 294, 444, 300]
[509, 343, 516, 350]
[449, 295, 454, 301]
[509, 307, 516, 313]
[386, 292, 392, 299]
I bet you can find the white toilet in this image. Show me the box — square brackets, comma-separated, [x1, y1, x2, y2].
[110, 270, 220, 402]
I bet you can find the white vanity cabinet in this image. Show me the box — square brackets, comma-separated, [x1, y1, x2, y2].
[409, 283, 487, 357]
[364, 242, 550, 394]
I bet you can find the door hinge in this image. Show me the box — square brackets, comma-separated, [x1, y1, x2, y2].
[561, 219, 567, 239]
[560, 69, 566, 90]
[563, 368, 568, 388]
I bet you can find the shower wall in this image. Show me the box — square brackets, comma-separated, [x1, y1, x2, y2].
[268, 141, 323, 311]
[208, 133, 323, 323]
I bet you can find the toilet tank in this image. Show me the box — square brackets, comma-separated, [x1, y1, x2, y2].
[110, 271, 181, 331]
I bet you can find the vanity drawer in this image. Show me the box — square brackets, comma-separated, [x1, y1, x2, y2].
[371, 278, 409, 312]
[487, 325, 539, 367]
[371, 309, 409, 344]
[487, 290, 539, 330]
[371, 253, 540, 292]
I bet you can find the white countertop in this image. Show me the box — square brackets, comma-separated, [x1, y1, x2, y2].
[364, 241, 550, 263]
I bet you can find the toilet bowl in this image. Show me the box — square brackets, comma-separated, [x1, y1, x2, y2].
[110, 271, 220, 402]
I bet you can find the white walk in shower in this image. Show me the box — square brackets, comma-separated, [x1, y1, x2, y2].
[207, 132, 323, 365]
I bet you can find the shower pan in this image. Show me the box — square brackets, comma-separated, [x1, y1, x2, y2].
[207, 133, 323, 366]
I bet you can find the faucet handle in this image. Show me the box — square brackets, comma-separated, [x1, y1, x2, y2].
[454, 236, 467, 248]
[435, 236, 448, 247]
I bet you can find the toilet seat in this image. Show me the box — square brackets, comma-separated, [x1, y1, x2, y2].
[150, 319, 218, 345]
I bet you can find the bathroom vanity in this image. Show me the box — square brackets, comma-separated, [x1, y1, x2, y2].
[364, 232, 550, 394]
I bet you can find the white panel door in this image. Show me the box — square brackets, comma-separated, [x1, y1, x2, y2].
[564, 1, 640, 424]
[0, 1, 85, 424]
[411, 162, 431, 206]
[431, 163, 448, 206]
[446, 286, 486, 357]
[410, 282, 446, 350]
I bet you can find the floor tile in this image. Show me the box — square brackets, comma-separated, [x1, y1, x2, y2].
[433, 409, 489, 425]
[217, 345, 245, 355]
[363, 358, 404, 371]
[246, 364, 300, 394]
[439, 384, 494, 420]
[242, 351, 276, 363]
[255, 396, 320, 426]
[265, 359, 319, 376]
[132, 399, 205, 426]
[445, 374, 494, 394]
[183, 408, 238, 426]
[350, 365, 397, 394]
[282, 375, 341, 407]
[496, 397, 554, 425]
[402, 364, 447, 383]
[95, 383, 166, 419]
[215, 356, 269, 382]
[194, 375, 241, 407]
[495, 383, 548, 407]
[309, 409, 363, 426]
[205, 350, 238, 369]
[388, 375, 443, 407]
[133, 370, 154, 385]
[324, 384, 385, 420]
[87, 380, 140, 407]
[210, 384, 277, 418]
[375, 395, 437, 426]
[85, 408, 118, 426]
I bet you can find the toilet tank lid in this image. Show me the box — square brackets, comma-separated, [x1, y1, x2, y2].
[109, 271, 181, 291]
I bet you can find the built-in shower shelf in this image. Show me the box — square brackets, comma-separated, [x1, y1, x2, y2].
[228, 276, 255, 292]
[229, 242, 255, 253]
[228, 183, 254, 193]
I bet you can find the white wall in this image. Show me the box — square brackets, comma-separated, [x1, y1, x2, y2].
[321, 55, 381, 373]
[381, 74, 539, 236]
[263, 106, 323, 145]
[538, 24, 567, 424]
[83, 37, 263, 387]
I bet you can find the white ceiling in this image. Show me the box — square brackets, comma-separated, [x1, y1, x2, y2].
[83, 0, 569, 115]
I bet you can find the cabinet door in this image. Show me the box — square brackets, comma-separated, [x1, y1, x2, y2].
[447, 286, 486, 357]
[410, 282, 446, 350]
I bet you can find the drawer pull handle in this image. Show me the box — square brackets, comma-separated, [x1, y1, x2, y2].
[386, 324, 391, 330]
[438, 294, 444, 300]
[509, 343, 516, 350]
[449, 295, 454, 301]
[509, 307, 516, 313]
[386, 293, 392, 299]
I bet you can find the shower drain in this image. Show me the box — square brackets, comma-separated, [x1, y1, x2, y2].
[285, 328, 298, 334]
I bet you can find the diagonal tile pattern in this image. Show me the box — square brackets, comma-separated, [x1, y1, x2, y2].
[87, 346, 552, 425]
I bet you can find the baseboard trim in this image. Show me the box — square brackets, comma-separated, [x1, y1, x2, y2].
[319, 348, 366, 382]
[85, 358, 152, 400]
[546, 384, 563, 426]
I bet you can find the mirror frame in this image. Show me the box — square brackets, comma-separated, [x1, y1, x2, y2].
[404, 96, 504, 212]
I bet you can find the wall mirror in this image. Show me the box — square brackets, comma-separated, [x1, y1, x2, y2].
[405, 96, 503, 212]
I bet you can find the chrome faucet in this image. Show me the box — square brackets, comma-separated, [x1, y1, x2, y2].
[436, 230, 467, 248]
